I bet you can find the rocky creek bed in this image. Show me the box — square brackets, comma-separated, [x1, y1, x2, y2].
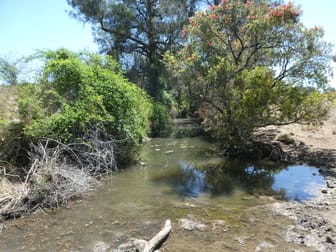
[0, 110, 335, 251]
[261, 108, 336, 252]
[270, 145, 336, 252]
[92, 127, 336, 252]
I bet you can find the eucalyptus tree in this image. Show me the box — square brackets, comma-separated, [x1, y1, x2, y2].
[67, 0, 199, 101]
[166, 0, 334, 152]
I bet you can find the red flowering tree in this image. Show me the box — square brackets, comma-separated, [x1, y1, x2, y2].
[166, 0, 333, 152]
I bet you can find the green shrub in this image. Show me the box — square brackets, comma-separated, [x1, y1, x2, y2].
[19, 49, 152, 161]
[0, 121, 29, 168]
[150, 102, 172, 137]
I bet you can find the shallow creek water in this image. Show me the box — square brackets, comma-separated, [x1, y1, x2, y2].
[0, 137, 325, 251]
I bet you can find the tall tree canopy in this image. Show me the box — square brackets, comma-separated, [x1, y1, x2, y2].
[67, 0, 199, 101]
[166, 0, 333, 152]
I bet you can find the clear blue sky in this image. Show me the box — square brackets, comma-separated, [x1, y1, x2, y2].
[0, 0, 98, 56]
[292, 0, 336, 87]
[0, 0, 335, 86]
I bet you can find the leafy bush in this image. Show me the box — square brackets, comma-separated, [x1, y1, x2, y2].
[0, 121, 29, 169]
[150, 102, 172, 137]
[19, 49, 152, 161]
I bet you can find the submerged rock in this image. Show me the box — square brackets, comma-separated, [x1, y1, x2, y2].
[211, 219, 226, 230]
[255, 241, 274, 251]
[179, 218, 207, 231]
[94, 241, 110, 252]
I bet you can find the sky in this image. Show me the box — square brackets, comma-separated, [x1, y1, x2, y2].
[0, 0, 335, 86]
[0, 0, 98, 56]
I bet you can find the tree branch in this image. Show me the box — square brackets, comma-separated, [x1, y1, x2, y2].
[98, 17, 149, 53]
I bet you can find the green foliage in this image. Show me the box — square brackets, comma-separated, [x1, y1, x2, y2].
[166, 0, 333, 152]
[0, 121, 28, 167]
[19, 49, 152, 159]
[67, 0, 201, 101]
[150, 102, 172, 137]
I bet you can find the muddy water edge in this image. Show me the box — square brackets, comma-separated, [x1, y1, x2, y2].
[0, 137, 326, 251]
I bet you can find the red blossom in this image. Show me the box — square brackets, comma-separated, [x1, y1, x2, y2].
[291, 11, 299, 16]
[209, 13, 219, 20]
[209, 5, 218, 10]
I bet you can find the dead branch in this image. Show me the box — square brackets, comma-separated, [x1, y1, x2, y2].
[0, 124, 118, 219]
[145, 219, 172, 252]
[117, 220, 172, 252]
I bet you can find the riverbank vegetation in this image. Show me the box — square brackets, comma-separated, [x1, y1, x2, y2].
[0, 49, 152, 218]
[166, 0, 334, 154]
[0, 0, 335, 218]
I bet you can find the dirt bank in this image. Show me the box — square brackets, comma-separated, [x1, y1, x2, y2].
[263, 108, 336, 252]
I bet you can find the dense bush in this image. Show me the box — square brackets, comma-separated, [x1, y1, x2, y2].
[150, 102, 172, 137]
[19, 49, 152, 161]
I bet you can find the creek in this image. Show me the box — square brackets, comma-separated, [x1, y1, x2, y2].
[0, 137, 325, 251]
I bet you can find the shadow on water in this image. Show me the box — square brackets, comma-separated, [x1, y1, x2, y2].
[150, 148, 325, 201]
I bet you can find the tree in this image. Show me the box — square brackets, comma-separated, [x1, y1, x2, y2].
[166, 0, 333, 152]
[67, 0, 199, 101]
[0, 56, 21, 85]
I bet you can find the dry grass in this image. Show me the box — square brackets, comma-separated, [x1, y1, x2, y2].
[0, 178, 29, 217]
[0, 126, 117, 220]
[0, 141, 99, 220]
[0, 85, 19, 122]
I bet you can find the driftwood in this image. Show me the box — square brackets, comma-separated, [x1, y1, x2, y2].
[117, 219, 172, 252]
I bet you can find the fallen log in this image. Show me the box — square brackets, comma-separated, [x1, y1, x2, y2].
[145, 219, 172, 252]
[117, 219, 172, 252]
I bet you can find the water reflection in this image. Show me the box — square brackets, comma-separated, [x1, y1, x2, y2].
[272, 165, 326, 201]
[155, 158, 325, 201]
[204, 159, 280, 197]
[177, 162, 210, 197]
